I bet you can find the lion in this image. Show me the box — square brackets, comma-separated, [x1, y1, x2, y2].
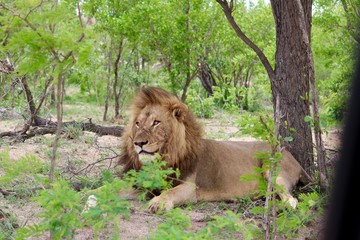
[117, 86, 311, 212]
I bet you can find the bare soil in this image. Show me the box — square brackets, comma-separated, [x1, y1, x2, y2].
[0, 113, 341, 239]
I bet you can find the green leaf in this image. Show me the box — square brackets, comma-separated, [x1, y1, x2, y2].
[284, 136, 294, 142]
[304, 115, 312, 123]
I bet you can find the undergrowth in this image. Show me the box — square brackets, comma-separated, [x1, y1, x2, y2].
[0, 113, 326, 239]
[0, 149, 325, 240]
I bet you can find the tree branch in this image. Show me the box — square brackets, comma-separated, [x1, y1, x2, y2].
[215, 0, 275, 81]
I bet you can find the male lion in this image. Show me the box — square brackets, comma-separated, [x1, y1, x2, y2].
[118, 87, 310, 212]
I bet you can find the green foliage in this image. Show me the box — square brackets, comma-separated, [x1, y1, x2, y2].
[13, 156, 180, 238]
[186, 83, 253, 118]
[203, 210, 262, 240]
[236, 112, 274, 140]
[153, 200, 325, 240]
[149, 208, 193, 240]
[124, 155, 180, 200]
[0, 150, 48, 196]
[312, 1, 355, 123]
[15, 177, 132, 239]
[0, 209, 18, 240]
[150, 209, 262, 240]
[211, 85, 242, 112]
[186, 87, 215, 118]
[17, 179, 83, 240]
[277, 192, 324, 238]
[82, 178, 132, 235]
[235, 109, 324, 239]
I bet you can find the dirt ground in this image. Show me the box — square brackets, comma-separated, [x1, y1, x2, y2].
[0, 112, 342, 239]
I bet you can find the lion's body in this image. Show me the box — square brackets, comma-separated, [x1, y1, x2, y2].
[118, 87, 309, 212]
[195, 140, 302, 202]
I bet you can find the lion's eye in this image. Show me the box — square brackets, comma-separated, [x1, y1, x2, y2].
[153, 120, 160, 126]
[135, 122, 140, 128]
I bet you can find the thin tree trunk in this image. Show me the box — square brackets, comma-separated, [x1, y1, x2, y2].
[10, 78, 15, 109]
[49, 73, 64, 185]
[19, 76, 36, 114]
[50, 84, 55, 106]
[113, 40, 123, 119]
[17, 75, 53, 136]
[181, 0, 191, 102]
[103, 39, 113, 121]
[263, 95, 280, 240]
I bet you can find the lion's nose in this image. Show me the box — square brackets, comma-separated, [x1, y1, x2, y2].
[134, 140, 148, 147]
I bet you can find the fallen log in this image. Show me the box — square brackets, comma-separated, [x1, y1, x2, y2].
[0, 114, 124, 141]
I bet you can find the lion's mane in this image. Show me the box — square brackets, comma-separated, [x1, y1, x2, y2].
[118, 87, 204, 180]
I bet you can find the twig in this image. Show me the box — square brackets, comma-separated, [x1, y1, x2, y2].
[0, 188, 16, 196]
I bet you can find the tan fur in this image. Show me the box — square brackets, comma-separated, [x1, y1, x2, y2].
[118, 87, 309, 212]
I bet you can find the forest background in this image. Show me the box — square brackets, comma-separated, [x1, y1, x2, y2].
[0, 0, 357, 239]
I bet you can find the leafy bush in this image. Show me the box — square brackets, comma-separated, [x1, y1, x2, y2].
[16, 180, 83, 239]
[82, 178, 133, 236]
[14, 156, 180, 239]
[211, 85, 242, 112]
[0, 209, 18, 240]
[203, 210, 262, 240]
[186, 87, 215, 118]
[16, 177, 133, 239]
[277, 192, 324, 238]
[149, 208, 193, 240]
[0, 150, 48, 196]
[2, 140, 324, 240]
[124, 155, 180, 200]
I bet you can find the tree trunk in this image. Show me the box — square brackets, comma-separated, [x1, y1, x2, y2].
[181, 0, 191, 102]
[198, 61, 214, 96]
[217, 0, 317, 174]
[50, 84, 55, 106]
[49, 73, 64, 185]
[270, 0, 315, 173]
[113, 40, 123, 119]
[103, 40, 113, 121]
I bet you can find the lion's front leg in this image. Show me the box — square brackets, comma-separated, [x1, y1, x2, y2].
[148, 175, 197, 213]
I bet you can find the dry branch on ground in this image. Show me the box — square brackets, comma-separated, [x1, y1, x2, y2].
[0, 112, 124, 141]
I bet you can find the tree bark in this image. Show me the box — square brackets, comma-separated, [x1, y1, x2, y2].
[293, 0, 327, 187]
[270, 0, 315, 173]
[198, 61, 214, 96]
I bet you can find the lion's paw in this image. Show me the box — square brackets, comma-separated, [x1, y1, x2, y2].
[288, 196, 298, 209]
[148, 196, 174, 213]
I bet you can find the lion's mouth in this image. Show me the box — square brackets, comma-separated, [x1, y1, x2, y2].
[137, 150, 158, 162]
[135, 144, 158, 154]
[139, 150, 156, 156]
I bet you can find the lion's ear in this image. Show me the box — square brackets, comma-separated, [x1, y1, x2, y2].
[170, 102, 188, 122]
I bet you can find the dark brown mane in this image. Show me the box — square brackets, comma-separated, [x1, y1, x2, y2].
[117, 87, 203, 180]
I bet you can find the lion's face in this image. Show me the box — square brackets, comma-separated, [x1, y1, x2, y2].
[119, 87, 203, 173]
[132, 105, 172, 162]
[126, 100, 191, 166]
